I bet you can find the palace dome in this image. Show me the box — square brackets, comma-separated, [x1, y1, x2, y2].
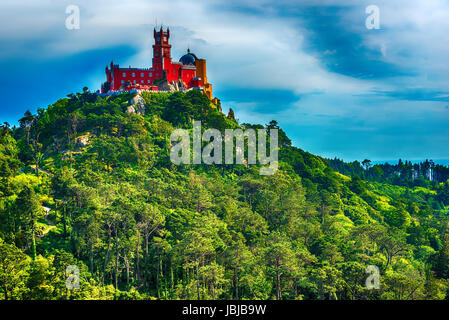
[179, 49, 197, 66]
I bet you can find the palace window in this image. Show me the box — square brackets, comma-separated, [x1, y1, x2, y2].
[148, 80, 151, 84]
[132, 73, 135, 77]
[149, 73, 152, 77]
[121, 80, 124, 84]
[123, 72, 126, 77]
[141, 72, 144, 77]
[133, 80, 136, 84]
[141, 80, 144, 84]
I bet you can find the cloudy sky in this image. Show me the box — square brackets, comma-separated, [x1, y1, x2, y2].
[1, 0, 449, 161]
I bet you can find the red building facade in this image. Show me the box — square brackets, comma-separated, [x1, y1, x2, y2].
[102, 27, 203, 93]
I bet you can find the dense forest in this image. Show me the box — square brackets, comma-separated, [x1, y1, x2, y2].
[327, 158, 449, 187]
[1, 88, 449, 300]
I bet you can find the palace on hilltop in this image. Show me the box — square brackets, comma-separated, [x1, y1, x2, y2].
[101, 27, 218, 105]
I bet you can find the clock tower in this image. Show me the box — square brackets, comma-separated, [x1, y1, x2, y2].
[152, 27, 172, 74]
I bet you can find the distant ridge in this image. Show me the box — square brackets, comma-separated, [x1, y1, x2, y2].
[371, 159, 449, 166]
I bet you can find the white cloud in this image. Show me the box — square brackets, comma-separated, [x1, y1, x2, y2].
[0, 0, 385, 96]
[2, 0, 448, 94]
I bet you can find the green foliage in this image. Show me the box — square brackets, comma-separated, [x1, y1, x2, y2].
[0, 89, 448, 300]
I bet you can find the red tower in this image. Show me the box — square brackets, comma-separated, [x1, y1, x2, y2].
[152, 27, 171, 75]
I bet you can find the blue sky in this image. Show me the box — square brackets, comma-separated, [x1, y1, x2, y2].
[1, 0, 449, 162]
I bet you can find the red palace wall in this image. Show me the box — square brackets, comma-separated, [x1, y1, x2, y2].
[102, 28, 202, 92]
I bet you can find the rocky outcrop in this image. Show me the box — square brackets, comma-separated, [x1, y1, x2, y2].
[156, 79, 187, 92]
[76, 133, 91, 148]
[170, 80, 187, 92]
[127, 94, 146, 114]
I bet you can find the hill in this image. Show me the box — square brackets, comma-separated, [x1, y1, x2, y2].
[1, 88, 449, 300]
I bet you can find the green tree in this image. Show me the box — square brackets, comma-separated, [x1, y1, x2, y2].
[265, 232, 298, 300]
[15, 185, 41, 260]
[435, 235, 449, 279]
[0, 238, 30, 300]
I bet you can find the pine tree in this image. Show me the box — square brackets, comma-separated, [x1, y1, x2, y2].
[15, 186, 41, 260]
[435, 235, 449, 279]
[227, 108, 235, 121]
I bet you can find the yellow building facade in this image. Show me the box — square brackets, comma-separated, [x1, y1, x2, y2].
[195, 58, 213, 100]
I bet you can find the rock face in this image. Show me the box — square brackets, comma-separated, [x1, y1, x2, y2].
[127, 94, 146, 114]
[157, 79, 187, 92]
[171, 80, 187, 92]
[76, 133, 91, 148]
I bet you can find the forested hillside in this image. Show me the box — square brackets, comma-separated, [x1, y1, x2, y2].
[1, 88, 449, 300]
[327, 157, 449, 187]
